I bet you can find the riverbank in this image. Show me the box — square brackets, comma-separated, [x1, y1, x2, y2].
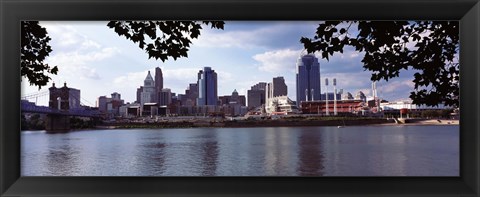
[98, 118, 459, 129]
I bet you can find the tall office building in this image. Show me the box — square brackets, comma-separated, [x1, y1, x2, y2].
[296, 53, 321, 106]
[140, 71, 156, 104]
[247, 82, 267, 109]
[159, 88, 172, 106]
[272, 76, 288, 97]
[155, 67, 163, 103]
[197, 67, 218, 106]
[136, 86, 143, 104]
[182, 83, 198, 107]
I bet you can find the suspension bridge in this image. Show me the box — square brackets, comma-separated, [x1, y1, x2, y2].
[21, 83, 102, 132]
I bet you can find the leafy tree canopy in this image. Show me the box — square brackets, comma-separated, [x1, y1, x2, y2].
[21, 21, 224, 89]
[21, 21, 58, 89]
[301, 21, 459, 107]
[107, 21, 224, 62]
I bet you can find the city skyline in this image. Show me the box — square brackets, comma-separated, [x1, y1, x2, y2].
[22, 21, 423, 107]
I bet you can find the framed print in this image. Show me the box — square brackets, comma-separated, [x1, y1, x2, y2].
[1, 0, 479, 196]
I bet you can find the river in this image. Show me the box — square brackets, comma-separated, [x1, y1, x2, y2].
[21, 125, 459, 176]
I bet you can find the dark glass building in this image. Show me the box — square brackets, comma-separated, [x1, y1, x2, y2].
[197, 67, 218, 106]
[296, 53, 320, 106]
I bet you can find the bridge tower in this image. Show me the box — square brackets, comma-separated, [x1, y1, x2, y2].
[45, 82, 80, 132]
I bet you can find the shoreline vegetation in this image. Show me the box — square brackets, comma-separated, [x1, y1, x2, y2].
[95, 118, 459, 130]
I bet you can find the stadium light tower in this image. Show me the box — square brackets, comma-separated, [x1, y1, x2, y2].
[333, 78, 337, 116]
[325, 78, 329, 116]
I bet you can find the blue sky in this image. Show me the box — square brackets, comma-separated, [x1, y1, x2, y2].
[22, 21, 421, 107]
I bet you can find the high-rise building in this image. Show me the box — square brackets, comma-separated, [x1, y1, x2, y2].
[97, 92, 125, 118]
[247, 82, 267, 109]
[140, 71, 156, 104]
[197, 67, 218, 106]
[272, 76, 288, 97]
[296, 53, 321, 106]
[182, 83, 198, 107]
[136, 86, 143, 104]
[155, 67, 163, 103]
[265, 76, 288, 105]
[159, 88, 172, 106]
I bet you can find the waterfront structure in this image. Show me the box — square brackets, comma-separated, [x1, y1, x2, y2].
[46, 82, 82, 132]
[380, 100, 452, 111]
[296, 53, 321, 106]
[97, 92, 125, 118]
[265, 95, 299, 115]
[49, 82, 81, 110]
[197, 67, 218, 106]
[155, 67, 163, 103]
[301, 100, 365, 115]
[247, 82, 266, 110]
[119, 103, 141, 117]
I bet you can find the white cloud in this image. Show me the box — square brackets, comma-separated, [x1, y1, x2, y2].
[41, 23, 121, 81]
[113, 71, 147, 88]
[192, 22, 320, 49]
[46, 47, 119, 80]
[321, 72, 371, 92]
[81, 40, 101, 49]
[379, 80, 415, 94]
[193, 26, 276, 49]
[163, 68, 199, 82]
[253, 49, 301, 74]
[42, 24, 82, 47]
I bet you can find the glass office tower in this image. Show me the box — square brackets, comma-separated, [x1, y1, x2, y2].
[296, 53, 321, 106]
[197, 67, 218, 106]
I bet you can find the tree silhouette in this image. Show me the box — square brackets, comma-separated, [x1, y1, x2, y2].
[301, 21, 459, 107]
[21, 21, 58, 89]
[107, 21, 224, 62]
[21, 21, 224, 88]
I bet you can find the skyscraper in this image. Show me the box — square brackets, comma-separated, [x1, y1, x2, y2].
[197, 67, 218, 106]
[272, 76, 288, 97]
[136, 86, 143, 104]
[247, 82, 266, 109]
[155, 67, 163, 103]
[296, 53, 320, 106]
[159, 88, 172, 106]
[140, 71, 156, 104]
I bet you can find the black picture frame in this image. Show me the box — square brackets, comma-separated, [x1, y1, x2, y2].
[1, 0, 479, 196]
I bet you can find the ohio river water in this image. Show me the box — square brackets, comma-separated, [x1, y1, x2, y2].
[21, 125, 459, 176]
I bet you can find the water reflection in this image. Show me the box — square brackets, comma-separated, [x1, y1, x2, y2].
[21, 126, 459, 176]
[262, 128, 297, 175]
[201, 140, 218, 176]
[45, 135, 80, 175]
[142, 141, 167, 175]
[296, 128, 324, 176]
